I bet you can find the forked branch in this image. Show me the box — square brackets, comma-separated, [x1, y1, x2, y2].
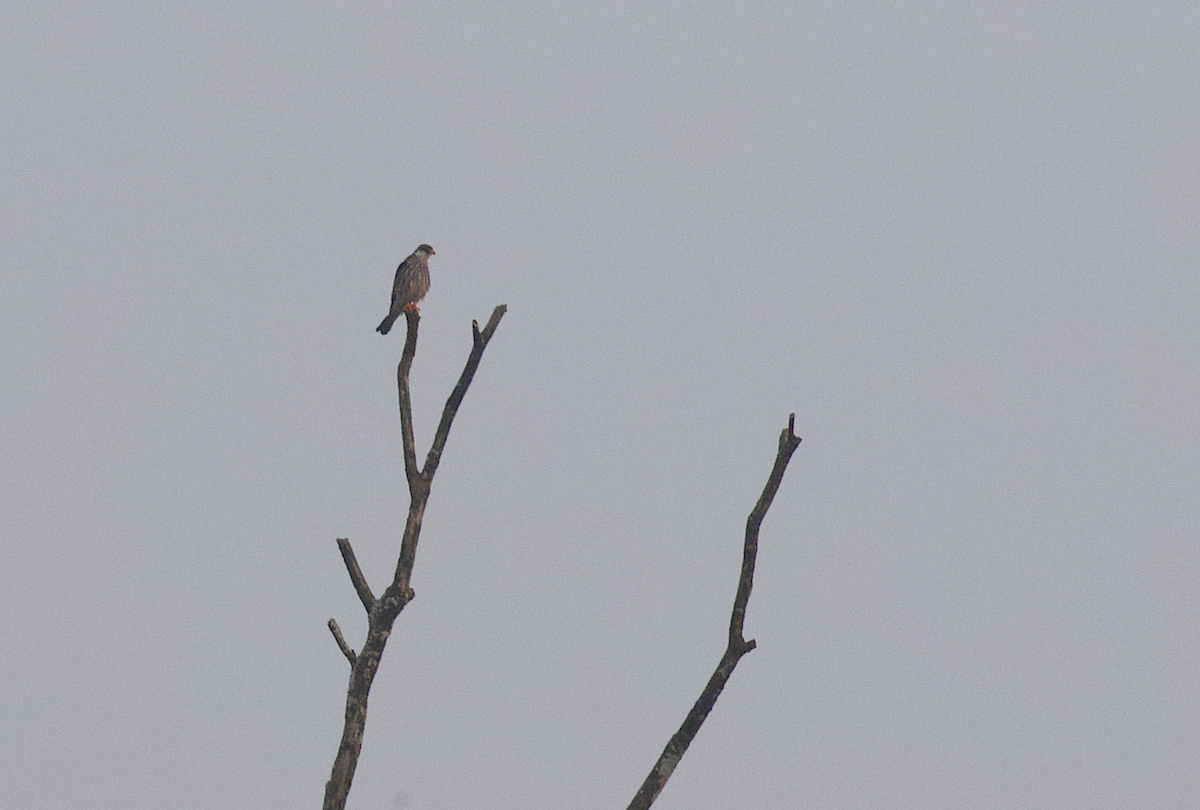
[323, 305, 507, 810]
[626, 414, 802, 810]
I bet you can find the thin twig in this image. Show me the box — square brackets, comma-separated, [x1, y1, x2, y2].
[336, 538, 375, 613]
[626, 414, 802, 810]
[327, 619, 356, 667]
[422, 305, 507, 484]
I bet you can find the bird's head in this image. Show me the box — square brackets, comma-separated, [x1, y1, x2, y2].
[416, 244, 435, 256]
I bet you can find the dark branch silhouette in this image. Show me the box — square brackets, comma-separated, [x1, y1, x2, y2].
[626, 414, 802, 810]
[323, 305, 507, 810]
[326, 619, 356, 667]
[336, 537, 374, 613]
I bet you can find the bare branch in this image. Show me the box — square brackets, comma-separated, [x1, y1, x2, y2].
[730, 412, 801, 647]
[627, 414, 802, 810]
[327, 619, 357, 667]
[336, 538, 375, 613]
[324, 305, 507, 810]
[397, 309, 422, 493]
[423, 305, 507, 482]
[390, 493, 426, 600]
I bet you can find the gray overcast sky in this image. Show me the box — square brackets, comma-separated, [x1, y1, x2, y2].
[3, 2, 1198, 808]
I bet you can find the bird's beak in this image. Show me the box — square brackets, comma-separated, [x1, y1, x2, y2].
[429, 248, 436, 254]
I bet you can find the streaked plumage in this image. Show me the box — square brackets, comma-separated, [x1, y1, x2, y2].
[376, 244, 434, 334]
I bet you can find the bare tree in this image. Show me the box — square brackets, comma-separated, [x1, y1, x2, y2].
[322, 304, 801, 809]
[626, 414, 802, 809]
[323, 305, 506, 810]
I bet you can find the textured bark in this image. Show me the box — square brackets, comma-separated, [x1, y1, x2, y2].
[626, 414, 802, 810]
[323, 305, 507, 810]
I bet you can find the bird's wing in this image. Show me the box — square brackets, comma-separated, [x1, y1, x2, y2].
[392, 256, 411, 286]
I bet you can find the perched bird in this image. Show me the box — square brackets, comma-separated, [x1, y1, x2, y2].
[376, 244, 434, 334]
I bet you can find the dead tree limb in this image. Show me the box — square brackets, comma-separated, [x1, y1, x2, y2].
[336, 538, 375, 613]
[626, 414, 802, 810]
[327, 619, 356, 667]
[323, 305, 507, 810]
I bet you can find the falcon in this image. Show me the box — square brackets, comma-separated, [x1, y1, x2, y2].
[376, 244, 434, 334]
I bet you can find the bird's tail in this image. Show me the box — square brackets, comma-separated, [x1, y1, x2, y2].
[376, 314, 397, 335]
